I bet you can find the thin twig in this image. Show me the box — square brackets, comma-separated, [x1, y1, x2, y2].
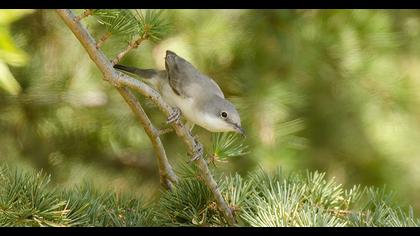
[96, 32, 112, 48]
[117, 87, 178, 190]
[75, 9, 93, 22]
[112, 36, 146, 65]
[157, 127, 174, 136]
[56, 9, 236, 225]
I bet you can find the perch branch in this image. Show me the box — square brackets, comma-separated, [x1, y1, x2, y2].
[56, 9, 236, 225]
[117, 87, 178, 190]
[56, 9, 177, 191]
[112, 36, 147, 65]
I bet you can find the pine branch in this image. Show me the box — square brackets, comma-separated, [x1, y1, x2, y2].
[111, 36, 146, 65]
[55, 9, 177, 191]
[134, 10, 170, 42]
[1, 163, 418, 226]
[55, 9, 236, 225]
[96, 31, 112, 48]
[117, 87, 178, 189]
[91, 10, 138, 38]
[0, 166, 83, 226]
[211, 133, 249, 163]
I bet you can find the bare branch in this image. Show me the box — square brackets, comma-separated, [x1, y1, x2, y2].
[56, 9, 236, 225]
[75, 9, 93, 22]
[117, 87, 178, 190]
[112, 36, 146, 65]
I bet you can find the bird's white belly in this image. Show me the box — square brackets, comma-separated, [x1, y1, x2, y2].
[161, 83, 203, 126]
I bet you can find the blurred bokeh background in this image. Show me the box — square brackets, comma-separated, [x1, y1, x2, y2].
[1, 9, 420, 213]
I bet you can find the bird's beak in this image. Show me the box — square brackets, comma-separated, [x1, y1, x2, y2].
[234, 124, 246, 137]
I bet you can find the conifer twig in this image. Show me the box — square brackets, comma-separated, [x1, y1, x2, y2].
[96, 32, 112, 48]
[111, 36, 147, 65]
[117, 87, 178, 190]
[75, 9, 93, 22]
[56, 9, 236, 225]
[157, 127, 174, 136]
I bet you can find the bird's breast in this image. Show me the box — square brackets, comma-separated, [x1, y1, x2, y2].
[161, 83, 199, 123]
[160, 82, 232, 132]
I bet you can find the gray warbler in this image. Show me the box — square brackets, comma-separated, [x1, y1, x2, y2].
[114, 50, 245, 136]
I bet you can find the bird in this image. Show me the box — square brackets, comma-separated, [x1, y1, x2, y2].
[113, 50, 244, 137]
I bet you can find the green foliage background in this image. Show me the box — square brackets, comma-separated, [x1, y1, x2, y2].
[1, 164, 418, 226]
[1, 9, 420, 225]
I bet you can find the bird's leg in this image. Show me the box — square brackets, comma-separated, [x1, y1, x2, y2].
[156, 107, 180, 136]
[167, 107, 182, 124]
[158, 107, 187, 136]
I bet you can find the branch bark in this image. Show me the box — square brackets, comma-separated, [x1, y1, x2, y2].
[117, 87, 177, 190]
[56, 9, 177, 191]
[56, 9, 236, 225]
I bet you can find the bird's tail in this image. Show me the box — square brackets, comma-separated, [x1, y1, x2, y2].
[113, 64, 159, 79]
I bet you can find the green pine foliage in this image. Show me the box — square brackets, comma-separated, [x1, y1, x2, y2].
[92, 9, 169, 41]
[134, 10, 169, 41]
[92, 9, 138, 39]
[0, 165, 151, 226]
[1, 164, 418, 227]
[211, 133, 249, 162]
[0, 165, 79, 226]
[61, 184, 153, 226]
[3, 9, 419, 227]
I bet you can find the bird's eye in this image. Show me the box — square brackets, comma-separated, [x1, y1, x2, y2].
[221, 111, 228, 119]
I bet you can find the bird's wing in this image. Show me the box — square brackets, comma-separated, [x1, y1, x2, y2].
[169, 71, 225, 99]
[165, 51, 225, 99]
[166, 69, 187, 97]
[204, 76, 225, 99]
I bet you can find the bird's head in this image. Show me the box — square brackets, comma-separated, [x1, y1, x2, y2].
[202, 96, 245, 136]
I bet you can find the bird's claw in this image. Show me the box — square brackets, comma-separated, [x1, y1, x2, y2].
[188, 141, 204, 162]
[167, 107, 181, 124]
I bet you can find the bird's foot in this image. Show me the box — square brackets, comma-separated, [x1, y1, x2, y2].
[167, 107, 181, 124]
[188, 141, 204, 162]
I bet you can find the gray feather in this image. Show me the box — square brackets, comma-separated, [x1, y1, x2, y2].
[164, 50, 224, 99]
